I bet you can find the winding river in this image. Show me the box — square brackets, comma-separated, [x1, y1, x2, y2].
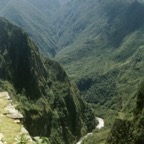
[76, 117, 104, 144]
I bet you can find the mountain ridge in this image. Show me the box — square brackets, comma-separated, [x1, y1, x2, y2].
[0, 0, 59, 57]
[1, 0, 144, 143]
[0, 17, 95, 144]
[54, 0, 144, 107]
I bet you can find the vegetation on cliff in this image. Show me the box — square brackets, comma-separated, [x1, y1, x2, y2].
[106, 80, 144, 144]
[0, 18, 95, 144]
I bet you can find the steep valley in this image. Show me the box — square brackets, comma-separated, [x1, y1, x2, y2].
[54, 0, 144, 143]
[54, 0, 144, 116]
[1, 0, 144, 143]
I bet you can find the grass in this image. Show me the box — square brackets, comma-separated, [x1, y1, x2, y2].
[82, 129, 110, 144]
[0, 93, 32, 144]
[0, 97, 21, 143]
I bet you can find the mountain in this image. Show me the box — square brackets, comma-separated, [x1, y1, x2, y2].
[54, 0, 144, 110]
[52, 0, 144, 143]
[2, 0, 144, 143]
[0, 18, 95, 144]
[0, 0, 60, 56]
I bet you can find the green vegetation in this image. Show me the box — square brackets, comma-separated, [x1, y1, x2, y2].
[0, 93, 21, 144]
[54, 0, 144, 110]
[106, 80, 144, 144]
[82, 129, 110, 144]
[2, 0, 144, 118]
[1, 0, 144, 143]
[53, 0, 144, 114]
[34, 137, 50, 144]
[15, 134, 29, 144]
[0, 18, 95, 144]
[53, 0, 144, 143]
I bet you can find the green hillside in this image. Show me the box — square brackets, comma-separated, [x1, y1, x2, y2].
[1, 0, 144, 143]
[106, 80, 144, 144]
[0, 18, 95, 144]
[54, 0, 144, 111]
[0, 0, 60, 56]
[53, 1, 144, 142]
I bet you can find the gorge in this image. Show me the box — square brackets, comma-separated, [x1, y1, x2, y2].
[0, 0, 144, 143]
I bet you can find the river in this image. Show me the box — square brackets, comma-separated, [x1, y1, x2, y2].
[76, 117, 104, 144]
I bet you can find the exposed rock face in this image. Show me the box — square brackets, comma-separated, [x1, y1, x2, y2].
[5, 103, 23, 119]
[0, 18, 95, 144]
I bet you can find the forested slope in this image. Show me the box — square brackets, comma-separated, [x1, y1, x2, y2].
[54, 0, 144, 112]
[0, 18, 95, 144]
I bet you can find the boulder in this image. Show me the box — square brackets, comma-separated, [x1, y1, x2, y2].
[7, 113, 23, 119]
[0, 92, 10, 100]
